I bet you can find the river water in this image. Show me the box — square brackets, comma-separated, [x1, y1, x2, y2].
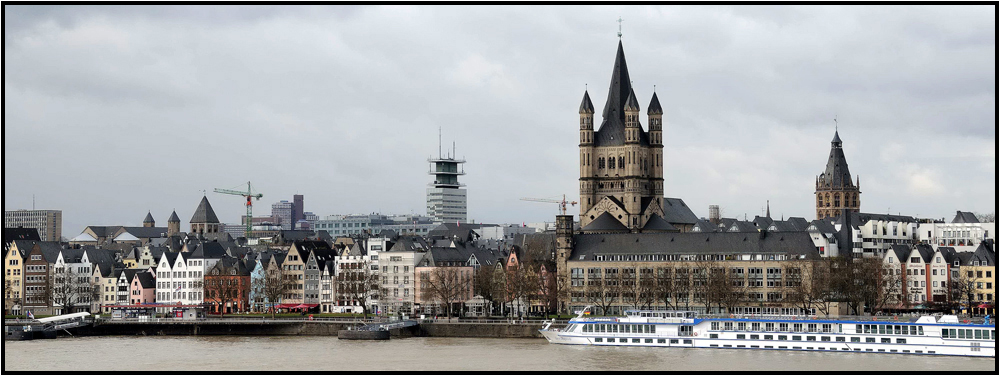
[3, 336, 995, 372]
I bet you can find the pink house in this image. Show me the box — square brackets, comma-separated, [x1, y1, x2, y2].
[130, 271, 156, 305]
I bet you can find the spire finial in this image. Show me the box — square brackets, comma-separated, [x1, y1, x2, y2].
[834, 115, 838, 132]
[617, 16, 624, 39]
[653, 84, 656, 93]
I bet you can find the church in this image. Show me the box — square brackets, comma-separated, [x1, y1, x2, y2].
[577, 40, 671, 233]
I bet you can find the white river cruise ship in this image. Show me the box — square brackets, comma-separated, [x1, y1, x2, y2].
[541, 308, 995, 358]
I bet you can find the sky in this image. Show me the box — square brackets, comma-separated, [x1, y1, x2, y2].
[3, 5, 996, 238]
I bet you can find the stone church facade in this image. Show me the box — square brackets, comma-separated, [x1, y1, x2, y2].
[578, 41, 666, 232]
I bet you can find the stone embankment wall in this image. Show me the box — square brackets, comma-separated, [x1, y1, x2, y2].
[53, 321, 561, 338]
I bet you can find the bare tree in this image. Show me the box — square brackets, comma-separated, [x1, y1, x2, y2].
[205, 271, 243, 317]
[784, 260, 835, 316]
[618, 266, 642, 310]
[653, 267, 676, 310]
[718, 266, 749, 314]
[973, 212, 995, 223]
[254, 269, 292, 318]
[473, 266, 499, 316]
[508, 265, 540, 318]
[636, 267, 657, 311]
[673, 267, 693, 311]
[950, 271, 979, 316]
[4, 279, 13, 316]
[335, 260, 382, 319]
[420, 268, 473, 320]
[51, 265, 87, 314]
[585, 268, 617, 316]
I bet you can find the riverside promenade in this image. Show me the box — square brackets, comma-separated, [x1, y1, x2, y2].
[4, 317, 566, 338]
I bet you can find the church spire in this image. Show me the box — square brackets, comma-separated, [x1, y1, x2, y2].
[598, 40, 632, 135]
[579, 90, 595, 114]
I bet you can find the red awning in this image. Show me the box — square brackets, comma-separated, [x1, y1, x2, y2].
[294, 304, 318, 309]
[274, 304, 300, 309]
[977, 304, 993, 309]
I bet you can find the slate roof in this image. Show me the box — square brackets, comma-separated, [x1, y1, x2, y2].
[662, 198, 699, 226]
[647, 92, 663, 115]
[914, 244, 936, 263]
[819, 130, 855, 189]
[951, 211, 981, 224]
[888, 245, 910, 263]
[579, 90, 595, 114]
[594, 41, 649, 147]
[135, 272, 156, 288]
[581, 212, 629, 233]
[726, 221, 758, 233]
[168, 211, 181, 223]
[3, 228, 41, 248]
[143, 212, 155, 224]
[691, 220, 721, 233]
[387, 236, 429, 253]
[60, 248, 85, 263]
[209, 256, 251, 276]
[937, 247, 960, 265]
[642, 214, 679, 232]
[190, 196, 220, 224]
[624, 88, 640, 111]
[964, 241, 996, 266]
[119, 227, 171, 239]
[808, 219, 838, 234]
[189, 242, 228, 260]
[428, 225, 481, 243]
[569, 232, 820, 262]
[15, 240, 64, 263]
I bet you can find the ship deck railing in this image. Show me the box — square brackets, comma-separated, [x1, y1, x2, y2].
[695, 314, 990, 325]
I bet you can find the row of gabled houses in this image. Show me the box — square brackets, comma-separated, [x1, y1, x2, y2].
[4, 220, 558, 318]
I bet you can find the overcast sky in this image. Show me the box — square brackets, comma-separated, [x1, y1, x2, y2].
[4, 5, 996, 237]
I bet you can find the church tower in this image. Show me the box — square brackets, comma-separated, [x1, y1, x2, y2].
[816, 130, 861, 220]
[578, 41, 665, 232]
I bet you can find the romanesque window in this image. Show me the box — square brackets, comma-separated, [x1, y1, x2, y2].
[618, 156, 624, 169]
[598, 157, 605, 169]
[609, 157, 615, 169]
[818, 196, 824, 207]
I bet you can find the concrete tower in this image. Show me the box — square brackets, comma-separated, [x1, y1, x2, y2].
[427, 132, 467, 224]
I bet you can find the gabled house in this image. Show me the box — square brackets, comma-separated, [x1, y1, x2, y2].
[130, 271, 156, 305]
[205, 257, 251, 314]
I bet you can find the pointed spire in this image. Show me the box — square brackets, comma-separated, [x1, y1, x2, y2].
[766, 201, 771, 219]
[190, 196, 220, 224]
[599, 40, 632, 129]
[168, 210, 180, 223]
[143, 212, 155, 224]
[832, 130, 842, 146]
[624, 88, 640, 111]
[647, 92, 663, 115]
[579, 90, 595, 114]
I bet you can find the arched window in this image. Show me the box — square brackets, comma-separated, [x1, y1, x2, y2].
[598, 158, 605, 169]
[618, 156, 624, 169]
[834, 194, 841, 207]
[609, 157, 615, 170]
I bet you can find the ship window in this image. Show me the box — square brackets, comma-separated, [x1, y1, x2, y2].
[901, 326, 908, 335]
[807, 324, 818, 333]
[878, 325, 885, 334]
[896, 338, 906, 344]
[851, 337, 860, 343]
[632, 338, 640, 343]
[738, 323, 747, 331]
[764, 335, 774, 340]
[894, 325, 901, 335]
[765, 323, 775, 332]
[737, 334, 746, 339]
[595, 338, 603, 343]
[724, 322, 733, 331]
[821, 336, 831, 342]
[778, 335, 787, 341]
[792, 336, 801, 341]
[670, 339, 679, 344]
[658, 339, 666, 344]
[836, 337, 846, 342]
[711, 322, 720, 331]
[683, 340, 692, 345]
[750, 335, 759, 340]
[710, 334, 719, 339]
[918, 327, 924, 335]
[779, 323, 789, 332]
[856, 325, 863, 333]
[806, 336, 815, 341]
[645, 339, 652, 344]
[793, 324, 803, 332]
[866, 338, 875, 343]
[751, 323, 761, 331]
[882, 338, 890, 343]
[974, 330, 982, 340]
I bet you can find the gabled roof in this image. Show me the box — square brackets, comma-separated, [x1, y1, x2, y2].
[964, 241, 996, 266]
[16, 240, 64, 263]
[581, 212, 629, 233]
[189, 242, 228, 259]
[642, 214, 679, 233]
[937, 247, 960, 265]
[120, 227, 170, 239]
[59, 249, 85, 264]
[624, 88, 640, 111]
[114, 232, 141, 242]
[913, 244, 935, 263]
[808, 219, 837, 234]
[135, 272, 156, 288]
[726, 221, 758, 233]
[190, 196, 220, 224]
[71, 232, 98, 242]
[4, 228, 40, 247]
[209, 256, 251, 276]
[691, 220, 721, 233]
[834, 212, 917, 229]
[951, 211, 981, 224]
[662, 198, 699, 226]
[888, 245, 910, 262]
[387, 236, 429, 253]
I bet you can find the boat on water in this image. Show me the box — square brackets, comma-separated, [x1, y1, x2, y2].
[540, 307, 995, 357]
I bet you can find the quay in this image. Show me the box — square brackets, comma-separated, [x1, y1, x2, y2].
[4, 318, 566, 339]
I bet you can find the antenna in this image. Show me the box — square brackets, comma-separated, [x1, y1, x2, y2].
[617, 16, 624, 39]
[32, 194, 35, 210]
[438, 127, 442, 159]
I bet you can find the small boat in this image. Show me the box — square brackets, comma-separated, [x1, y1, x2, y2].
[541, 306, 995, 357]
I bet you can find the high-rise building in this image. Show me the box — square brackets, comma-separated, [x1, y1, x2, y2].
[577, 40, 666, 232]
[293, 195, 304, 224]
[272, 200, 294, 230]
[427, 136, 467, 225]
[4, 209, 62, 242]
[815, 131, 861, 220]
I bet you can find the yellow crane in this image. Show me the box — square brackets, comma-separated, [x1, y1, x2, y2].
[520, 195, 578, 216]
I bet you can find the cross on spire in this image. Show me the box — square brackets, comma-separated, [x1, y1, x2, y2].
[617, 16, 624, 39]
[834, 115, 838, 131]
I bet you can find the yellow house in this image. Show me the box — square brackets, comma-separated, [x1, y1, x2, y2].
[958, 241, 996, 316]
[4, 241, 31, 316]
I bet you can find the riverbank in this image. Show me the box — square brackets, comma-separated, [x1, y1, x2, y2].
[24, 319, 562, 339]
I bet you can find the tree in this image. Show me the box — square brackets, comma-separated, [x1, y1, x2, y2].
[673, 267, 693, 311]
[618, 266, 642, 310]
[507, 264, 540, 318]
[473, 266, 499, 316]
[335, 260, 382, 319]
[653, 267, 676, 311]
[972, 212, 995, 223]
[205, 270, 243, 317]
[636, 267, 658, 311]
[254, 268, 292, 318]
[4, 279, 13, 316]
[950, 272, 978, 316]
[785, 260, 835, 316]
[51, 265, 87, 315]
[420, 267, 473, 320]
[585, 268, 617, 316]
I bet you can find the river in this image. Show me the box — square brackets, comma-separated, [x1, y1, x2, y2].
[3, 336, 995, 372]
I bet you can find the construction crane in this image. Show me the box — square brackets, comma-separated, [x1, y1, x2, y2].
[520, 195, 578, 216]
[213, 181, 263, 239]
